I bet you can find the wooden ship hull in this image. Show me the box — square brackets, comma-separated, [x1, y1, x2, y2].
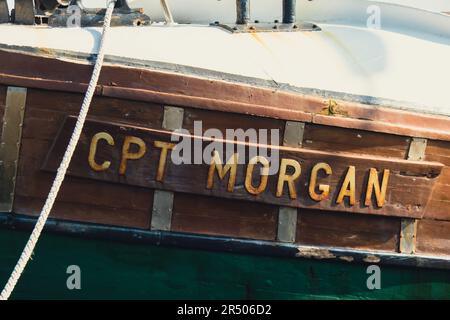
[0, 0, 450, 299]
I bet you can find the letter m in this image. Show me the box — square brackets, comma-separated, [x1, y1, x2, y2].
[207, 151, 239, 193]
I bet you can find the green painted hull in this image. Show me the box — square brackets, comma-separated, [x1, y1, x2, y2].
[1, 229, 449, 299]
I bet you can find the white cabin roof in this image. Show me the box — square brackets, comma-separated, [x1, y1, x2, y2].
[1, 0, 449, 116]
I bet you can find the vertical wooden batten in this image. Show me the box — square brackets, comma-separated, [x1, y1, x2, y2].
[150, 106, 184, 231]
[0, 87, 27, 212]
[400, 137, 427, 254]
[277, 121, 304, 242]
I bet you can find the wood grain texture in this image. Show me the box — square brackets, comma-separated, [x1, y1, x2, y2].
[303, 124, 410, 159]
[424, 140, 450, 220]
[13, 88, 162, 228]
[171, 193, 278, 240]
[183, 107, 285, 145]
[296, 209, 400, 252]
[416, 219, 450, 256]
[6, 83, 448, 256]
[43, 117, 442, 218]
[1, 48, 450, 141]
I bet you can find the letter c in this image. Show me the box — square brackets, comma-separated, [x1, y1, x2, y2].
[88, 132, 114, 171]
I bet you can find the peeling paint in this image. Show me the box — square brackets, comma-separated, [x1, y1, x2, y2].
[37, 47, 55, 56]
[339, 256, 354, 262]
[296, 247, 336, 259]
[363, 255, 381, 263]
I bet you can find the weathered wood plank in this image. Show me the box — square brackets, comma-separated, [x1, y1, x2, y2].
[183, 107, 285, 145]
[1, 48, 450, 141]
[13, 88, 163, 228]
[171, 193, 278, 240]
[416, 219, 450, 256]
[43, 117, 443, 219]
[296, 209, 400, 252]
[16, 142, 153, 210]
[303, 124, 410, 159]
[25, 88, 164, 128]
[15, 137, 154, 228]
[424, 140, 450, 220]
[14, 195, 152, 228]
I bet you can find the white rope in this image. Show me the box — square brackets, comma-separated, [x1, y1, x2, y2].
[160, 0, 174, 24]
[0, 0, 117, 300]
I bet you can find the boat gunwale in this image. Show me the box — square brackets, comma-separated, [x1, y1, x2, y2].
[1, 212, 449, 271]
[0, 45, 449, 142]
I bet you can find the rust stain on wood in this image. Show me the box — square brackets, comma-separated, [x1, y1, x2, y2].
[320, 99, 349, 117]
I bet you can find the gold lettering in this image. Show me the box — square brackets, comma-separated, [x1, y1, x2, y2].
[245, 156, 269, 195]
[365, 168, 390, 207]
[309, 162, 332, 201]
[119, 136, 146, 175]
[88, 132, 114, 171]
[276, 159, 301, 199]
[336, 166, 356, 205]
[207, 151, 239, 192]
[154, 141, 176, 182]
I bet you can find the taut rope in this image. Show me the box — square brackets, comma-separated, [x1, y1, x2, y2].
[0, 0, 117, 300]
